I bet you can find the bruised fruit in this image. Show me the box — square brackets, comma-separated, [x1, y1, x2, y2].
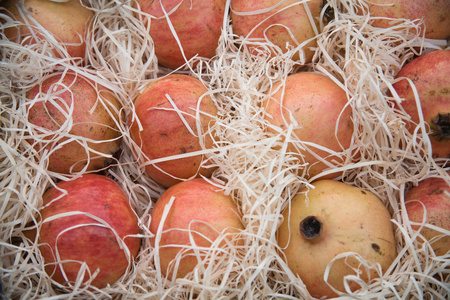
[277, 180, 397, 298]
[404, 174, 450, 256]
[129, 74, 218, 188]
[393, 50, 450, 159]
[149, 178, 244, 279]
[26, 71, 123, 174]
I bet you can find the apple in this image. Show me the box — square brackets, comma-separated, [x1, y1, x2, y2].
[38, 174, 141, 288]
[3, 0, 94, 61]
[262, 72, 355, 180]
[404, 174, 450, 256]
[277, 180, 397, 298]
[129, 74, 218, 188]
[392, 49, 450, 159]
[26, 71, 123, 174]
[231, 0, 323, 63]
[149, 178, 244, 279]
[360, 0, 450, 40]
[134, 0, 226, 69]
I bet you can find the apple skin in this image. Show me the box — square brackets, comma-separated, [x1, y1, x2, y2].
[392, 50, 450, 159]
[231, 0, 323, 63]
[26, 71, 123, 174]
[149, 178, 244, 279]
[277, 180, 397, 298]
[38, 174, 141, 288]
[3, 0, 94, 60]
[404, 174, 450, 256]
[134, 0, 226, 69]
[262, 72, 355, 180]
[361, 0, 450, 40]
[129, 74, 218, 188]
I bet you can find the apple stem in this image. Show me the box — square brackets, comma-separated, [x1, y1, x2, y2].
[299, 216, 322, 240]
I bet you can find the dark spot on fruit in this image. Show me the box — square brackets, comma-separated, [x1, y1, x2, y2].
[429, 188, 443, 195]
[105, 203, 110, 209]
[430, 113, 450, 142]
[361, 190, 367, 195]
[372, 243, 381, 253]
[160, 133, 168, 137]
[180, 147, 187, 154]
[27, 7, 34, 14]
[300, 216, 323, 240]
[89, 126, 94, 132]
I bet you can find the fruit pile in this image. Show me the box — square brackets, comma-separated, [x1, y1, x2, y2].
[0, 0, 448, 299]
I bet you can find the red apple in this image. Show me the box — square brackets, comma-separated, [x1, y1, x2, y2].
[3, 0, 94, 61]
[392, 49, 450, 159]
[26, 71, 123, 174]
[277, 180, 397, 298]
[149, 178, 244, 279]
[134, 0, 226, 69]
[231, 0, 323, 63]
[404, 174, 450, 256]
[262, 72, 355, 180]
[38, 174, 141, 288]
[129, 74, 218, 188]
[361, 0, 450, 40]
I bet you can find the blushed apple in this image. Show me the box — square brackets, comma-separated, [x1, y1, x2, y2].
[231, 0, 323, 63]
[277, 180, 397, 298]
[149, 178, 244, 279]
[129, 74, 218, 188]
[404, 174, 450, 256]
[26, 71, 123, 174]
[262, 72, 355, 180]
[134, 0, 226, 69]
[393, 49, 450, 159]
[3, 0, 94, 60]
[38, 174, 141, 288]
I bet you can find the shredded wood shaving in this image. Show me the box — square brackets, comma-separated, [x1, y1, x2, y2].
[0, 0, 449, 299]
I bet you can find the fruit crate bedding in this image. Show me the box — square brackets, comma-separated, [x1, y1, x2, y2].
[0, 0, 448, 299]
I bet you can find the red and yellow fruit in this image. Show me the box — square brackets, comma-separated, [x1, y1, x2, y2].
[404, 174, 450, 256]
[4, 0, 94, 60]
[26, 71, 123, 174]
[149, 178, 244, 279]
[277, 180, 397, 298]
[392, 50, 450, 159]
[134, 0, 226, 69]
[231, 0, 323, 63]
[129, 74, 218, 187]
[38, 174, 141, 288]
[263, 72, 355, 180]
